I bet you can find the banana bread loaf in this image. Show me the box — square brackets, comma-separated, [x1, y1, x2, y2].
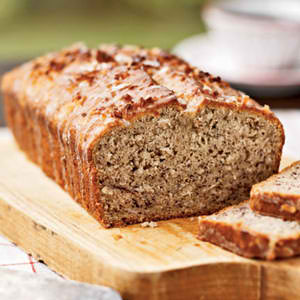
[198, 201, 300, 260]
[251, 161, 300, 221]
[1, 43, 284, 228]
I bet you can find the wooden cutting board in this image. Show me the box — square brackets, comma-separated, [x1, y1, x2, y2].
[0, 132, 299, 300]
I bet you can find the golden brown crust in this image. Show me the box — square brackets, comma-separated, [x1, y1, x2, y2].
[250, 161, 300, 221]
[98, 44, 265, 111]
[251, 192, 300, 220]
[274, 236, 300, 258]
[1, 43, 285, 228]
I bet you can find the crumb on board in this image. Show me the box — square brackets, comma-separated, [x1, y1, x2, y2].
[141, 221, 158, 228]
[112, 234, 123, 241]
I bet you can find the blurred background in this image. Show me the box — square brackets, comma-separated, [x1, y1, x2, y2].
[0, 0, 207, 126]
[0, 0, 299, 158]
[0, 0, 209, 61]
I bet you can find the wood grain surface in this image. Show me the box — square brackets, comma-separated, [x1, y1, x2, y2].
[0, 133, 298, 300]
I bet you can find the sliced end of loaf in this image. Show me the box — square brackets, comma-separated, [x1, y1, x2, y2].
[94, 101, 283, 227]
[251, 161, 300, 221]
[198, 201, 300, 260]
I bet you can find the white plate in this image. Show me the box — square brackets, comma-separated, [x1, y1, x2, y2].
[173, 34, 300, 98]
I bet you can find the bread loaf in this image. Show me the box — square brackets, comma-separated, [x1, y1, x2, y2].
[251, 161, 300, 221]
[198, 201, 300, 260]
[1, 43, 284, 227]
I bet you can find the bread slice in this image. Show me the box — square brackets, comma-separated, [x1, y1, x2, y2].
[250, 161, 300, 221]
[1, 43, 284, 228]
[198, 201, 300, 260]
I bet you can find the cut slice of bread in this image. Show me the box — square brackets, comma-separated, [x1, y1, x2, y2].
[198, 201, 300, 260]
[250, 161, 300, 221]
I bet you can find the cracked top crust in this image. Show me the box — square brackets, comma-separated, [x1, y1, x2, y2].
[1, 42, 278, 151]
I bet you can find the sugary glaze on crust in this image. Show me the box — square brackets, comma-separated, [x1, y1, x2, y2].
[250, 161, 300, 221]
[98, 44, 269, 112]
[1, 43, 284, 227]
